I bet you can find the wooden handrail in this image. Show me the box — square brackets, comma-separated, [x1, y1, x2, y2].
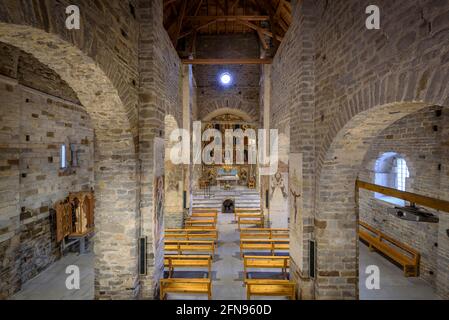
[356, 180, 449, 212]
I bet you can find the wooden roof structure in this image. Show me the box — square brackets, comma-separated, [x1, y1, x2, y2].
[163, 0, 292, 60]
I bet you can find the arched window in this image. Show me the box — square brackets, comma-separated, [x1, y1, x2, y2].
[374, 152, 409, 205]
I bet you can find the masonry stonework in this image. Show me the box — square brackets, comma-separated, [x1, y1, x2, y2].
[271, 0, 449, 299]
[0, 50, 94, 298]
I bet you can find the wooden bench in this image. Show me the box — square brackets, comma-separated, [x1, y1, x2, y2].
[165, 240, 215, 256]
[192, 208, 218, 214]
[240, 239, 289, 256]
[358, 221, 420, 277]
[191, 212, 218, 219]
[234, 208, 261, 220]
[164, 255, 212, 278]
[160, 278, 212, 300]
[185, 219, 216, 228]
[245, 279, 296, 300]
[237, 214, 264, 230]
[165, 229, 218, 243]
[240, 228, 289, 240]
[243, 256, 290, 279]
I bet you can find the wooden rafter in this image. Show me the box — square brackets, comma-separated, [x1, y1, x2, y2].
[186, 15, 270, 22]
[173, 0, 188, 47]
[236, 19, 283, 42]
[182, 58, 272, 65]
[163, 0, 292, 53]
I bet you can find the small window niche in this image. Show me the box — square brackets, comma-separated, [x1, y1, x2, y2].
[59, 142, 79, 175]
[60, 144, 67, 169]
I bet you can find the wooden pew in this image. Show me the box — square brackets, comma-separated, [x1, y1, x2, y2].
[237, 214, 264, 230]
[165, 229, 218, 243]
[234, 208, 261, 220]
[240, 228, 289, 239]
[358, 221, 420, 277]
[191, 212, 218, 219]
[160, 278, 212, 300]
[240, 239, 289, 256]
[164, 255, 212, 278]
[192, 208, 218, 214]
[184, 219, 217, 230]
[245, 279, 296, 300]
[243, 256, 290, 279]
[165, 240, 215, 256]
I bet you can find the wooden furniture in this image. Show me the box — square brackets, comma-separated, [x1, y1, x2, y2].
[243, 256, 290, 279]
[164, 255, 213, 278]
[237, 214, 264, 230]
[234, 208, 261, 220]
[165, 229, 218, 242]
[358, 221, 420, 277]
[55, 191, 94, 243]
[185, 225, 217, 231]
[185, 219, 216, 228]
[165, 240, 215, 255]
[240, 239, 289, 256]
[192, 208, 218, 213]
[245, 279, 296, 300]
[191, 213, 218, 221]
[160, 278, 212, 300]
[248, 177, 256, 189]
[240, 228, 289, 239]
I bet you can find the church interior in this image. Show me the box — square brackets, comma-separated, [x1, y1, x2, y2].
[0, 0, 448, 301]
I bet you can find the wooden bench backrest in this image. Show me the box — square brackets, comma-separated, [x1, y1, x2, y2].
[235, 208, 261, 213]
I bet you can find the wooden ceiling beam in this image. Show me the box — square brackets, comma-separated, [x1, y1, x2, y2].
[182, 58, 272, 65]
[179, 19, 218, 39]
[236, 19, 283, 41]
[229, 0, 240, 11]
[173, 0, 188, 48]
[186, 15, 270, 21]
[256, 29, 269, 50]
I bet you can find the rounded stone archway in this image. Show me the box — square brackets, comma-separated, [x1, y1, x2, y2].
[314, 102, 448, 299]
[0, 23, 139, 299]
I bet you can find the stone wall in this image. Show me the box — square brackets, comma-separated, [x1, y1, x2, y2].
[271, 0, 449, 299]
[194, 34, 260, 121]
[0, 0, 139, 140]
[0, 51, 94, 298]
[359, 107, 446, 289]
[1, 0, 141, 299]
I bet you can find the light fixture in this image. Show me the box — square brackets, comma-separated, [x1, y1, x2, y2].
[220, 72, 232, 85]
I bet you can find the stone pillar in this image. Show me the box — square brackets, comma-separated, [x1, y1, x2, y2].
[284, 0, 317, 299]
[137, 0, 166, 299]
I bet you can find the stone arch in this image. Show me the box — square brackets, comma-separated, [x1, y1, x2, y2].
[0, 23, 139, 299]
[199, 97, 258, 122]
[314, 101, 448, 299]
[202, 107, 254, 122]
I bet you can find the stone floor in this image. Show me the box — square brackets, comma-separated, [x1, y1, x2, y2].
[358, 243, 441, 300]
[10, 251, 94, 300]
[10, 214, 442, 300]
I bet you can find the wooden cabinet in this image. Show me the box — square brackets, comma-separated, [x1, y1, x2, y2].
[55, 191, 95, 242]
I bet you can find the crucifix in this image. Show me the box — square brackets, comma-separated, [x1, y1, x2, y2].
[290, 189, 301, 224]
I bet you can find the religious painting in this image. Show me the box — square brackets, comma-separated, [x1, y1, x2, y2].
[269, 164, 289, 228]
[153, 137, 165, 253]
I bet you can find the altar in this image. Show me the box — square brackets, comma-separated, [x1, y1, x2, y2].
[216, 168, 239, 189]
